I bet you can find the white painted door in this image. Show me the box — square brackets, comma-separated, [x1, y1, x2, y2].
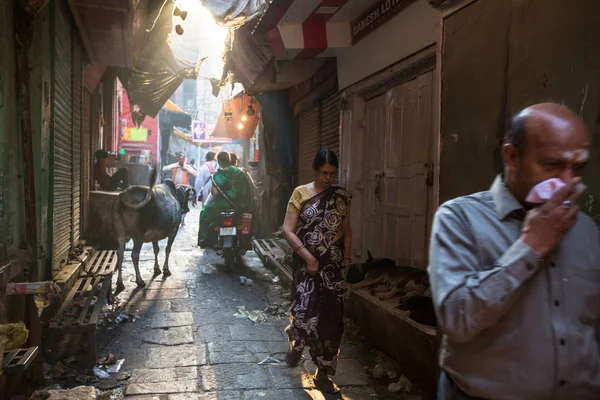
[361, 70, 435, 269]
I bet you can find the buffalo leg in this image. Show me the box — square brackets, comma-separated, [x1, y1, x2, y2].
[153, 241, 161, 276]
[132, 240, 146, 287]
[116, 239, 127, 294]
[162, 229, 178, 277]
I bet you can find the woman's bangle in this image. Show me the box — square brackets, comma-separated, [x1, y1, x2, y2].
[295, 244, 306, 253]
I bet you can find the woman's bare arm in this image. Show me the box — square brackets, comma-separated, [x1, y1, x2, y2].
[283, 212, 317, 264]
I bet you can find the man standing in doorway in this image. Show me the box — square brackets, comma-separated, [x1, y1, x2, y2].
[163, 153, 197, 185]
[429, 103, 600, 399]
[195, 151, 218, 205]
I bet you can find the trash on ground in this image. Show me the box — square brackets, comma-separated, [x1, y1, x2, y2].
[370, 350, 399, 380]
[93, 367, 110, 379]
[234, 306, 268, 323]
[99, 299, 138, 326]
[272, 276, 280, 283]
[258, 356, 281, 365]
[98, 354, 118, 366]
[388, 375, 412, 393]
[240, 276, 254, 286]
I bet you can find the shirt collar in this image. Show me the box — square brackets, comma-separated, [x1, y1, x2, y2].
[491, 175, 524, 220]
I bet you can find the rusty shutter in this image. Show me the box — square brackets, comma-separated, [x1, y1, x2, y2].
[320, 91, 341, 185]
[320, 92, 341, 155]
[81, 89, 92, 238]
[53, 1, 73, 265]
[72, 34, 82, 246]
[297, 105, 320, 185]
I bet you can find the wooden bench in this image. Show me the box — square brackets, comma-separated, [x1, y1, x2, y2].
[253, 239, 293, 287]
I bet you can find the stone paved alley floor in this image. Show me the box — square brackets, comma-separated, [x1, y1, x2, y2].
[96, 208, 412, 400]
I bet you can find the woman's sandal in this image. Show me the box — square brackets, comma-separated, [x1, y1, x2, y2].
[314, 370, 340, 394]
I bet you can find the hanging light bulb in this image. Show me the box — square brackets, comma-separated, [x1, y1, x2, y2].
[237, 122, 244, 130]
[241, 114, 247, 122]
[173, 7, 188, 20]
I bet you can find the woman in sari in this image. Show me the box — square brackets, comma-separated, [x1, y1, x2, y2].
[282, 149, 352, 394]
[198, 151, 253, 247]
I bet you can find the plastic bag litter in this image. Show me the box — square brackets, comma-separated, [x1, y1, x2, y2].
[93, 367, 110, 379]
[258, 356, 281, 365]
[239, 276, 254, 286]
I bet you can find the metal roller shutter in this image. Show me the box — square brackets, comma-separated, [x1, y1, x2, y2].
[82, 90, 91, 238]
[297, 105, 320, 185]
[320, 92, 341, 155]
[72, 34, 82, 246]
[53, 1, 73, 265]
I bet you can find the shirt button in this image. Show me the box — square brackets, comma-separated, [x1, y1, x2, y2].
[559, 338, 566, 346]
[526, 264, 534, 271]
[551, 262, 557, 268]
[554, 300, 560, 307]
[559, 380, 566, 387]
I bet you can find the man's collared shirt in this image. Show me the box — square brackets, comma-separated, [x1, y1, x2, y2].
[428, 175, 600, 399]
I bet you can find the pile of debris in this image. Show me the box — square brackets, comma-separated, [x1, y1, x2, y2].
[98, 299, 138, 327]
[38, 353, 130, 399]
[369, 350, 422, 399]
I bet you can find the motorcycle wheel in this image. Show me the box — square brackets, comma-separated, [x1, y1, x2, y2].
[223, 248, 235, 269]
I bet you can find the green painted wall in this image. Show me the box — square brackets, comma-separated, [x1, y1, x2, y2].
[29, 5, 53, 279]
[0, 0, 27, 261]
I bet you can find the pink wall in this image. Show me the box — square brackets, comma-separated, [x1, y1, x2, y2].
[119, 85, 159, 165]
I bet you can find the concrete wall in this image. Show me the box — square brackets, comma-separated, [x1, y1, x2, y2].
[336, 0, 440, 90]
[440, 0, 600, 224]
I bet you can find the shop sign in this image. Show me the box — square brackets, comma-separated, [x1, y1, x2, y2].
[351, 0, 417, 44]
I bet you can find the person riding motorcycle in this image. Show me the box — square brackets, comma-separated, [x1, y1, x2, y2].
[198, 151, 253, 248]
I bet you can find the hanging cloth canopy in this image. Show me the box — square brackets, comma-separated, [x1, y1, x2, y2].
[201, 0, 270, 27]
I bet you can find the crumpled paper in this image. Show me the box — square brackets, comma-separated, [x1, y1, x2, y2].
[525, 178, 586, 204]
[233, 306, 268, 323]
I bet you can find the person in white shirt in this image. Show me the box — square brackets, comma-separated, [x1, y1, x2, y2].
[162, 154, 197, 185]
[194, 151, 218, 206]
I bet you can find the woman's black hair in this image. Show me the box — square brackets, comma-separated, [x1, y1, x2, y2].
[217, 151, 231, 166]
[313, 149, 339, 170]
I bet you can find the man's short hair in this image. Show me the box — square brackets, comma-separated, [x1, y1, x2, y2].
[230, 153, 238, 165]
[505, 113, 528, 154]
[217, 151, 231, 166]
[206, 151, 216, 162]
[95, 149, 109, 161]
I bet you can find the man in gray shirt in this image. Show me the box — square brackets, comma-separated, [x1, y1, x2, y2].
[429, 103, 600, 399]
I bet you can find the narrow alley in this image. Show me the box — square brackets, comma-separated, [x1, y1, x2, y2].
[96, 208, 392, 399]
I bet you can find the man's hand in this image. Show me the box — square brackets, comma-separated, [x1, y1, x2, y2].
[521, 178, 586, 257]
[306, 258, 319, 275]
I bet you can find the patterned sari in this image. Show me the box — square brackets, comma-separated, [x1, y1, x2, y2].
[286, 186, 351, 375]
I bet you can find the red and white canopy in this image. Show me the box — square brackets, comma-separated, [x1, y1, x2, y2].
[265, 0, 380, 60]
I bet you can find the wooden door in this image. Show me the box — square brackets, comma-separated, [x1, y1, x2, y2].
[361, 70, 435, 269]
